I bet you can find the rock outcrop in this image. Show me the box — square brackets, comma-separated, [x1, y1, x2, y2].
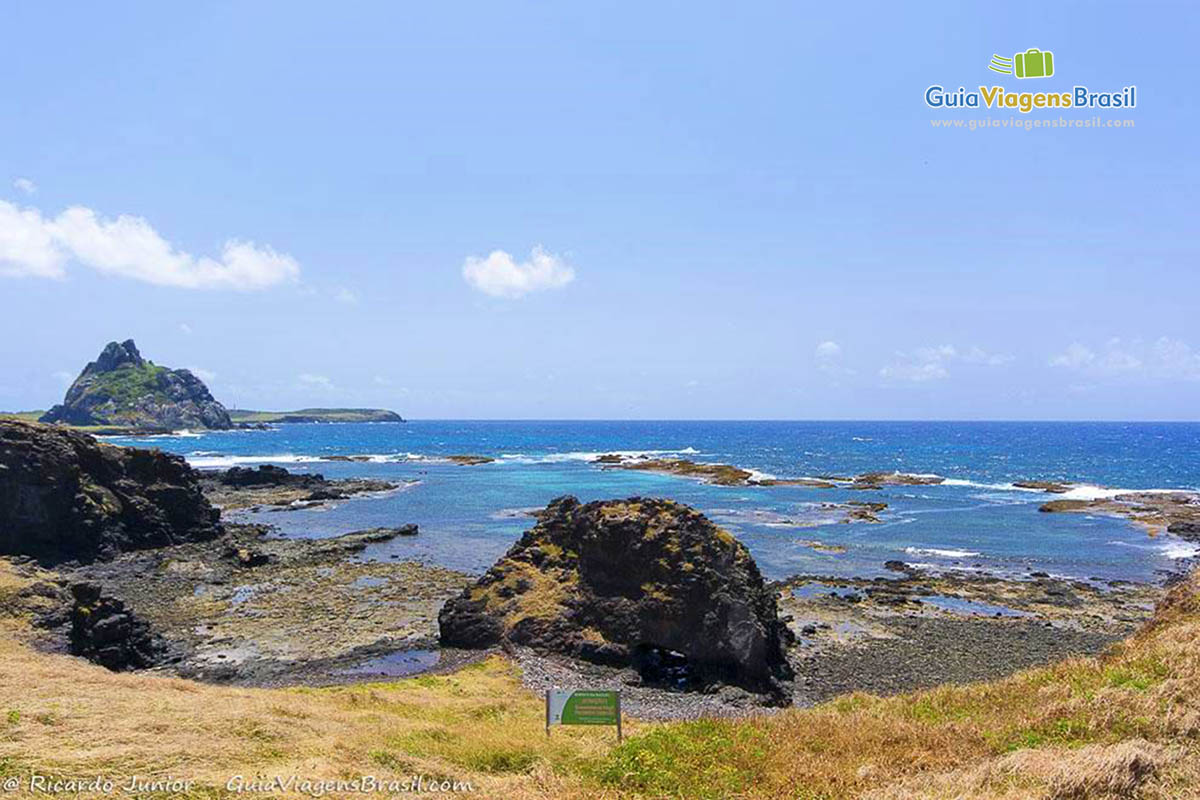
[439, 496, 794, 703]
[0, 420, 222, 564]
[216, 465, 324, 488]
[68, 582, 163, 670]
[40, 339, 232, 430]
[197, 465, 399, 511]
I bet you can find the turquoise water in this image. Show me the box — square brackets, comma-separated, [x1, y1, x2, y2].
[107, 421, 1200, 584]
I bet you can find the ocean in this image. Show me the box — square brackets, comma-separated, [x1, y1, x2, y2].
[106, 420, 1200, 585]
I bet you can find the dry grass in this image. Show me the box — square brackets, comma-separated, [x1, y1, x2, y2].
[0, 562, 616, 799]
[3, 562, 1200, 798]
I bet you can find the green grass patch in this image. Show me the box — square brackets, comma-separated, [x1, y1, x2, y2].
[592, 719, 770, 800]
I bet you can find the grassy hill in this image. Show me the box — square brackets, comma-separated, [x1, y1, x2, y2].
[2, 560, 1197, 798]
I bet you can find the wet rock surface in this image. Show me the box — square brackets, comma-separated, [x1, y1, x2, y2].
[49, 523, 472, 686]
[1038, 490, 1200, 535]
[0, 419, 222, 564]
[439, 496, 795, 703]
[778, 569, 1160, 703]
[197, 465, 402, 511]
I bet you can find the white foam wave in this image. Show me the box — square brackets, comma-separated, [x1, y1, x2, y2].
[1056, 485, 1188, 501]
[495, 447, 700, 465]
[904, 547, 981, 559]
[941, 478, 1040, 492]
[187, 453, 327, 468]
[1163, 541, 1200, 560]
[1109, 539, 1200, 560]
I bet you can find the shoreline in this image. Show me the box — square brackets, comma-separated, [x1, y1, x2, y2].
[7, 444, 1196, 719]
[10, 466, 1186, 717]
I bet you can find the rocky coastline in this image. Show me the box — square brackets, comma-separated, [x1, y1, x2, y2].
[2, 419, 1194, 720]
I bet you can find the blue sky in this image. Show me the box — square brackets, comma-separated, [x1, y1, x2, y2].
[1, 1, 1197, 419]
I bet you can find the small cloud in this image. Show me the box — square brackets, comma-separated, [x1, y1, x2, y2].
[1050, 343, 1095, 368]
[462, 245, 575, 298]
[815, 340, 855, 377]
[179, 322, 193, 335]
[1050, 337, 1200, 381]
[188, 366, 217, 382]
[961, 346, 1015, 366]
[334, 287, 358, 304]
[880, 343, 1011, 383]
[815, 341, 842, 360]
[13, 178, 36, 195]
[298, 373, 334, 390]
[51, 370, 74, 385]
[879, 360, 949, 383]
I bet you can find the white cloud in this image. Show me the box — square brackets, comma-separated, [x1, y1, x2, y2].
[187, 366, 217, 382]
[334, 287, 358, 304]
[815, 340, 856, 377]
[880, 360, 949, 383]
[462, 245, 575, 298]
[1050, 338, 1200, 381]
[0, 201, 65, 278]
[13, 178, 36, 195]
[881, 343, 1012, 383]
[51, 370, 74, 385]
[179, 322, 193, 335]
[815, 341, 842, 359]
[1049, 343, 1095, 368]
[961, 346, 1015, 366]
[0, 199, 300, 290]
[298, 373, 334, 390]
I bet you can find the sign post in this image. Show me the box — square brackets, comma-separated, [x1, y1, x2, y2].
[545, 689, 622, 741]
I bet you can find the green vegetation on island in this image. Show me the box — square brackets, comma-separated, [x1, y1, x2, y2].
[39, 339, 233, 430]
[228, 407, 405, 424]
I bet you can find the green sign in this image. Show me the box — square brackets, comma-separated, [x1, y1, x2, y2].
[546, 690, 622, 738]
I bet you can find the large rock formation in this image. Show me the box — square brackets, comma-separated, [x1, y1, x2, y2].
[439, 496, 794, 703]
[40, 339, 232, 430]
[0, 420, 222, 564]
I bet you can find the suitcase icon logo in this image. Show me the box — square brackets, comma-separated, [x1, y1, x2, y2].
[988, 49, 1055, 79]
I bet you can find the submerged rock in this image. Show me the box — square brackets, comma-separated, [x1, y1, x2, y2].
[0, 420, 222, 564]
[40, 339, 232, 430]
[438, 496, 794, 703]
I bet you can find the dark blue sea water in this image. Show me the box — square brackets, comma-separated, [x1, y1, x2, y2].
[107, 421, 1200, 585]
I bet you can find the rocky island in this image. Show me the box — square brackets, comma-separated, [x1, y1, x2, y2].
[39, 339, 232, 430]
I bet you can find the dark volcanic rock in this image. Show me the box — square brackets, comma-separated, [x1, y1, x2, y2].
[68, 582, 163, 670]
[40, 339, 232, 430]
[217, 465, 324, 488]
[439, 496, 794, 703]
[0, 420, 222, 564]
